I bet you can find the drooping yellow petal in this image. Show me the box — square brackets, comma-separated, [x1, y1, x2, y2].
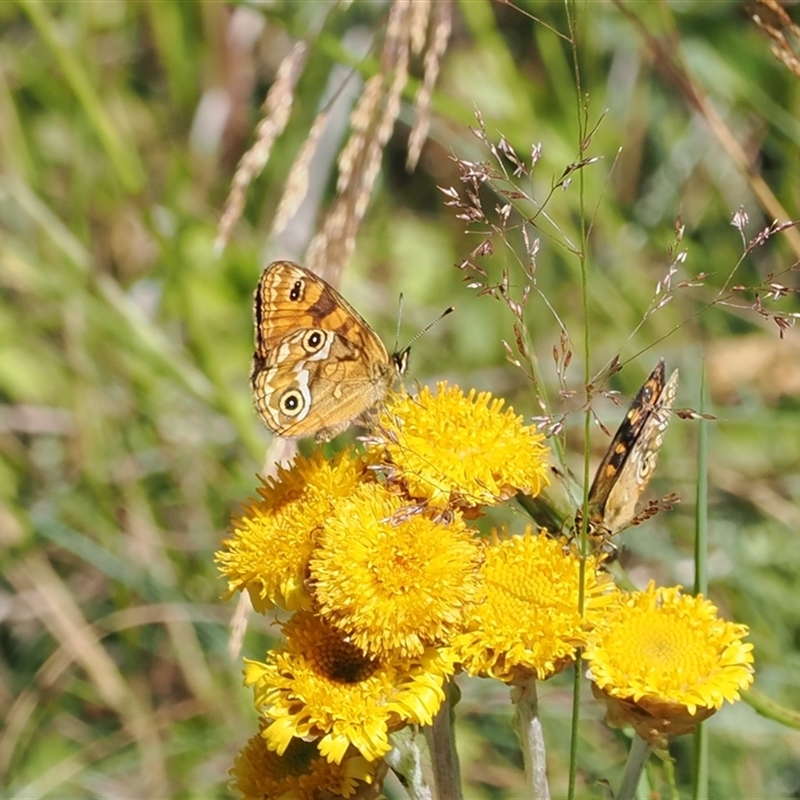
[245, 612, 456, 764]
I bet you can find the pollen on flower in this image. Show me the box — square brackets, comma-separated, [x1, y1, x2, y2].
[245, 612, 456, 764]
[310, 481, 482, 658]
[451, 527, 615, 681]
[229, 723, 378, 799]
[585, 581, 755, 742]
[367, 382, 550, 510]
[215, 448, 370, 612]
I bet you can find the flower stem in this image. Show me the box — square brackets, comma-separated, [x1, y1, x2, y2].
[692, 366, 709, 800]
[617, 735, 653, 800]
[513, 676, 551, 800]
[423, 681, 463, 800]
[692, 721, 709, 800]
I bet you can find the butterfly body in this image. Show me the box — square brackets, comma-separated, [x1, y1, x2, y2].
[585, 359, 679, 536]
[251, 261, 408, 442]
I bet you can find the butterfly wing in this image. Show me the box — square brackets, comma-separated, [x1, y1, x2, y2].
[587, 360, 679, 534]
[252, 262, 382, 355]
[250, 261, 396, 440]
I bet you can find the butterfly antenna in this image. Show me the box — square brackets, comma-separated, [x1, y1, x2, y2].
[394, 293, 404, 355]
[402, 306, 455, 350]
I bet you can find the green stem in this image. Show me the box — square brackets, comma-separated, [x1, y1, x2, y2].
[513, 677, 551, 800]
[692, 723, 708, 800]
[617, 735, 652, 800]
[693, 361, 709, 597]
[567, 0, 589, 796]
[692, 362, 709, 800]
[743, 687, 800, 729]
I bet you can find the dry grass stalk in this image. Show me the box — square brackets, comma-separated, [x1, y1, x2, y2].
[337, 74, 385, 196]
[307, 0, 415, 281]
[271, 108, 331, 237]
[6, 555, 169, 794]
[384, 0, 414, 70]
[613, 0, 800, 260]
[216, 41, 309, 251]
[243, 0, 452, 279]
[305, 77, 383, 281]
[409, 0, 432, 56]
[748, 0, 800, 78]
[407, 0, 452, 170]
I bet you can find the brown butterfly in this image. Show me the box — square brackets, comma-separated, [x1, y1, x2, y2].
[584, 359, 679, 536]
[250, 261, 409, 443]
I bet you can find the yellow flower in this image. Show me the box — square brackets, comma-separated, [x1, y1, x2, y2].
[452, 528, 614, 681]
[310, 482, 482, 658]
[216, 448, 369, 612]
[245, 612, 455, 764]
[229, 724, 379, 799]
[368, 383, 550, 510]
[585, 582, 755, 743]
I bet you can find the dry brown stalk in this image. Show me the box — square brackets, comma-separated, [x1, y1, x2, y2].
[613, 0, 800, 260]
[748, 0, 800, 78]
[337, 74, 385, 197]
[409, 0, 432, 56]
[216, 41, 309, 251]
[307, 0, 415, 281]
[271, 108, 331, 238]
[5, 556, 169, 795]
[305, 71, 385, 281]
[222, 1, 452, 277]
[408, 0, 452, 170]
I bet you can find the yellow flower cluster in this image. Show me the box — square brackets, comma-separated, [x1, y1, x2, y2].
[218, 382, 569, 790]
[218, 380, 755, 793]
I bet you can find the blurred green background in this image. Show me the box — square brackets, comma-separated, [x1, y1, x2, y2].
[2, 1, 799, 797]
